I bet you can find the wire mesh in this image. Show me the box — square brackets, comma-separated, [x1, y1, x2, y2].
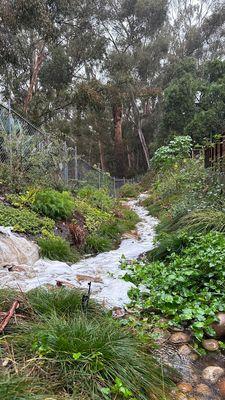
[0, 102, 134, 196]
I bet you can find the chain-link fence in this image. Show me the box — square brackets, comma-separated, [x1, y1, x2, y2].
[0, 102, 134, 196]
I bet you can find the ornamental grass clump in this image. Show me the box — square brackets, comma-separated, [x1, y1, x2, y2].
[0, 288, 171, 400]
[38, 235, 80, 263]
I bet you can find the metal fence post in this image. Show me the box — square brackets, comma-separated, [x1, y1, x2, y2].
[8, 99, 13, 179]
[98, 170, 101, 189]
[74, 145, 78, 181]
[113, 177, 116, 198]
[63, 141, 69, 185]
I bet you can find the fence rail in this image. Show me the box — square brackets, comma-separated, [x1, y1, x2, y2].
[0, 102, 134, 196]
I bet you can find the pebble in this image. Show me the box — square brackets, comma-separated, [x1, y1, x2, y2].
[177, 382, 193, 393]
[202, 339, 219, 351]
[195, 383, 212, 396]
[170, 332, 190, 344]
[212, 313, 225, 338]
[178, 344, 192, 356]
[217, 378, 225, 398]
[202, 366, 225, 384]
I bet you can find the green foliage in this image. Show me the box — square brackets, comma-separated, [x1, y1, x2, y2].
[20, 315, 167, 399]
[119, 183, 141, 198]
[74, 199, 112, 232]
[0, 374, 30, 400]
[77, 186, 115, 211]
[147, 232, 189, 261]
[0, 288, 170, 400]
[26, 287, 102, 319]
[151, 136, 192, 170]
[38, 235, 79, 263]
[85, 234, 112, 253]
[0, 202, 54, 234]
[169, 209, 225, 234]
[123, 232, 225, 340]
[32, 189, 75, 220]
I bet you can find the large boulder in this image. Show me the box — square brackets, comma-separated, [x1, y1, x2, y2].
[0, 226, 39, 268]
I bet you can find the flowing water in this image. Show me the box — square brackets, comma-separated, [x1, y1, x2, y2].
[1, 196, 225, 398]
[0, 195, 158, 308]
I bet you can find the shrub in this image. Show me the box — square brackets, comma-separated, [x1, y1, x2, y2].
[74, 199, 112, 232]
[151, 135, 192, 170]
[85, 234, 112, 253]
[0, 202, 54, 234]
[38, 235, 79, 263]
[119, 183, 141, 198]
[124, 232, 225, 340]
[32, 189, 74, 220]
[77, 186, 115, 212]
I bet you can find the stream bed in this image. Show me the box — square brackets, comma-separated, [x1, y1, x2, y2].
[0, 195, 225, 399]
[0, 194, 158, 307]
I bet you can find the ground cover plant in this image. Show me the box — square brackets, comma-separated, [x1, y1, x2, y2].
[1, 185, 139, 260]
[0, 288, 171, 400]
[122, 136, 225, 345]
[0, 202, 55, 235]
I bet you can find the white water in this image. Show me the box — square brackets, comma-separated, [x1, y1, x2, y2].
[0, 196, 157, 308]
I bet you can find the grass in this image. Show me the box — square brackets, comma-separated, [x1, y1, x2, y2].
[147, 232, 189, 261]
[174, 209, 225, 233]
[38, 235, 80, 263]
[0, 288, 171, 400]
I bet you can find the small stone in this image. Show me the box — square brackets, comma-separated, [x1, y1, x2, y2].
[152, 328, 171, 344]
[177, 382, 193, 393]
[202, 366, 225, 384]
[178, 344, 192, 356]
[212, 313, 225, 338]
[75, 274, 103, 283]
[189, 353, 199, 361]
[112, 307, 126, 318]
[217, 378, 225, 398]
[195, 383, 212, 396]
[170, 332, 190, 344]
[202, 339, 219, 351]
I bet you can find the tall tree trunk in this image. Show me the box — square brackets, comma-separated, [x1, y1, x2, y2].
[137, 116, 150, 169]
[24, 43, 46, 115]
[98, 139, 106, 170]
[113, 104, 125, 177]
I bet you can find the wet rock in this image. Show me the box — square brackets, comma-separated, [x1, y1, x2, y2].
[195, 383, 212, 396]
[0, 226, 39, 267]
[212, 313, 225, 338]
[170, 332, 190, 344]
[177, 382, 193, 393]
[189, 353, 199, 361]
[152, 328, 171, 344]
[75, 274, 103, 283]
[178, 345, 192, 356]
[217, 378, 225, 398]
[112, 307, 126, 319]
[202, 339, 219, 351]
[202, 366, 225, 384]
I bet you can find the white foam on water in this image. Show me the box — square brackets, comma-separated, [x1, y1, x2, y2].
[0, 195, 157, 308]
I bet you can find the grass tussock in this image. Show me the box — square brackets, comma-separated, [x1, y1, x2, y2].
[174, 209, 225, 234]
[0, 288, 171, 400]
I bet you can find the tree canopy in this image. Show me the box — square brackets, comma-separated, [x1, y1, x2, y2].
[0, 0, 224, 176]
